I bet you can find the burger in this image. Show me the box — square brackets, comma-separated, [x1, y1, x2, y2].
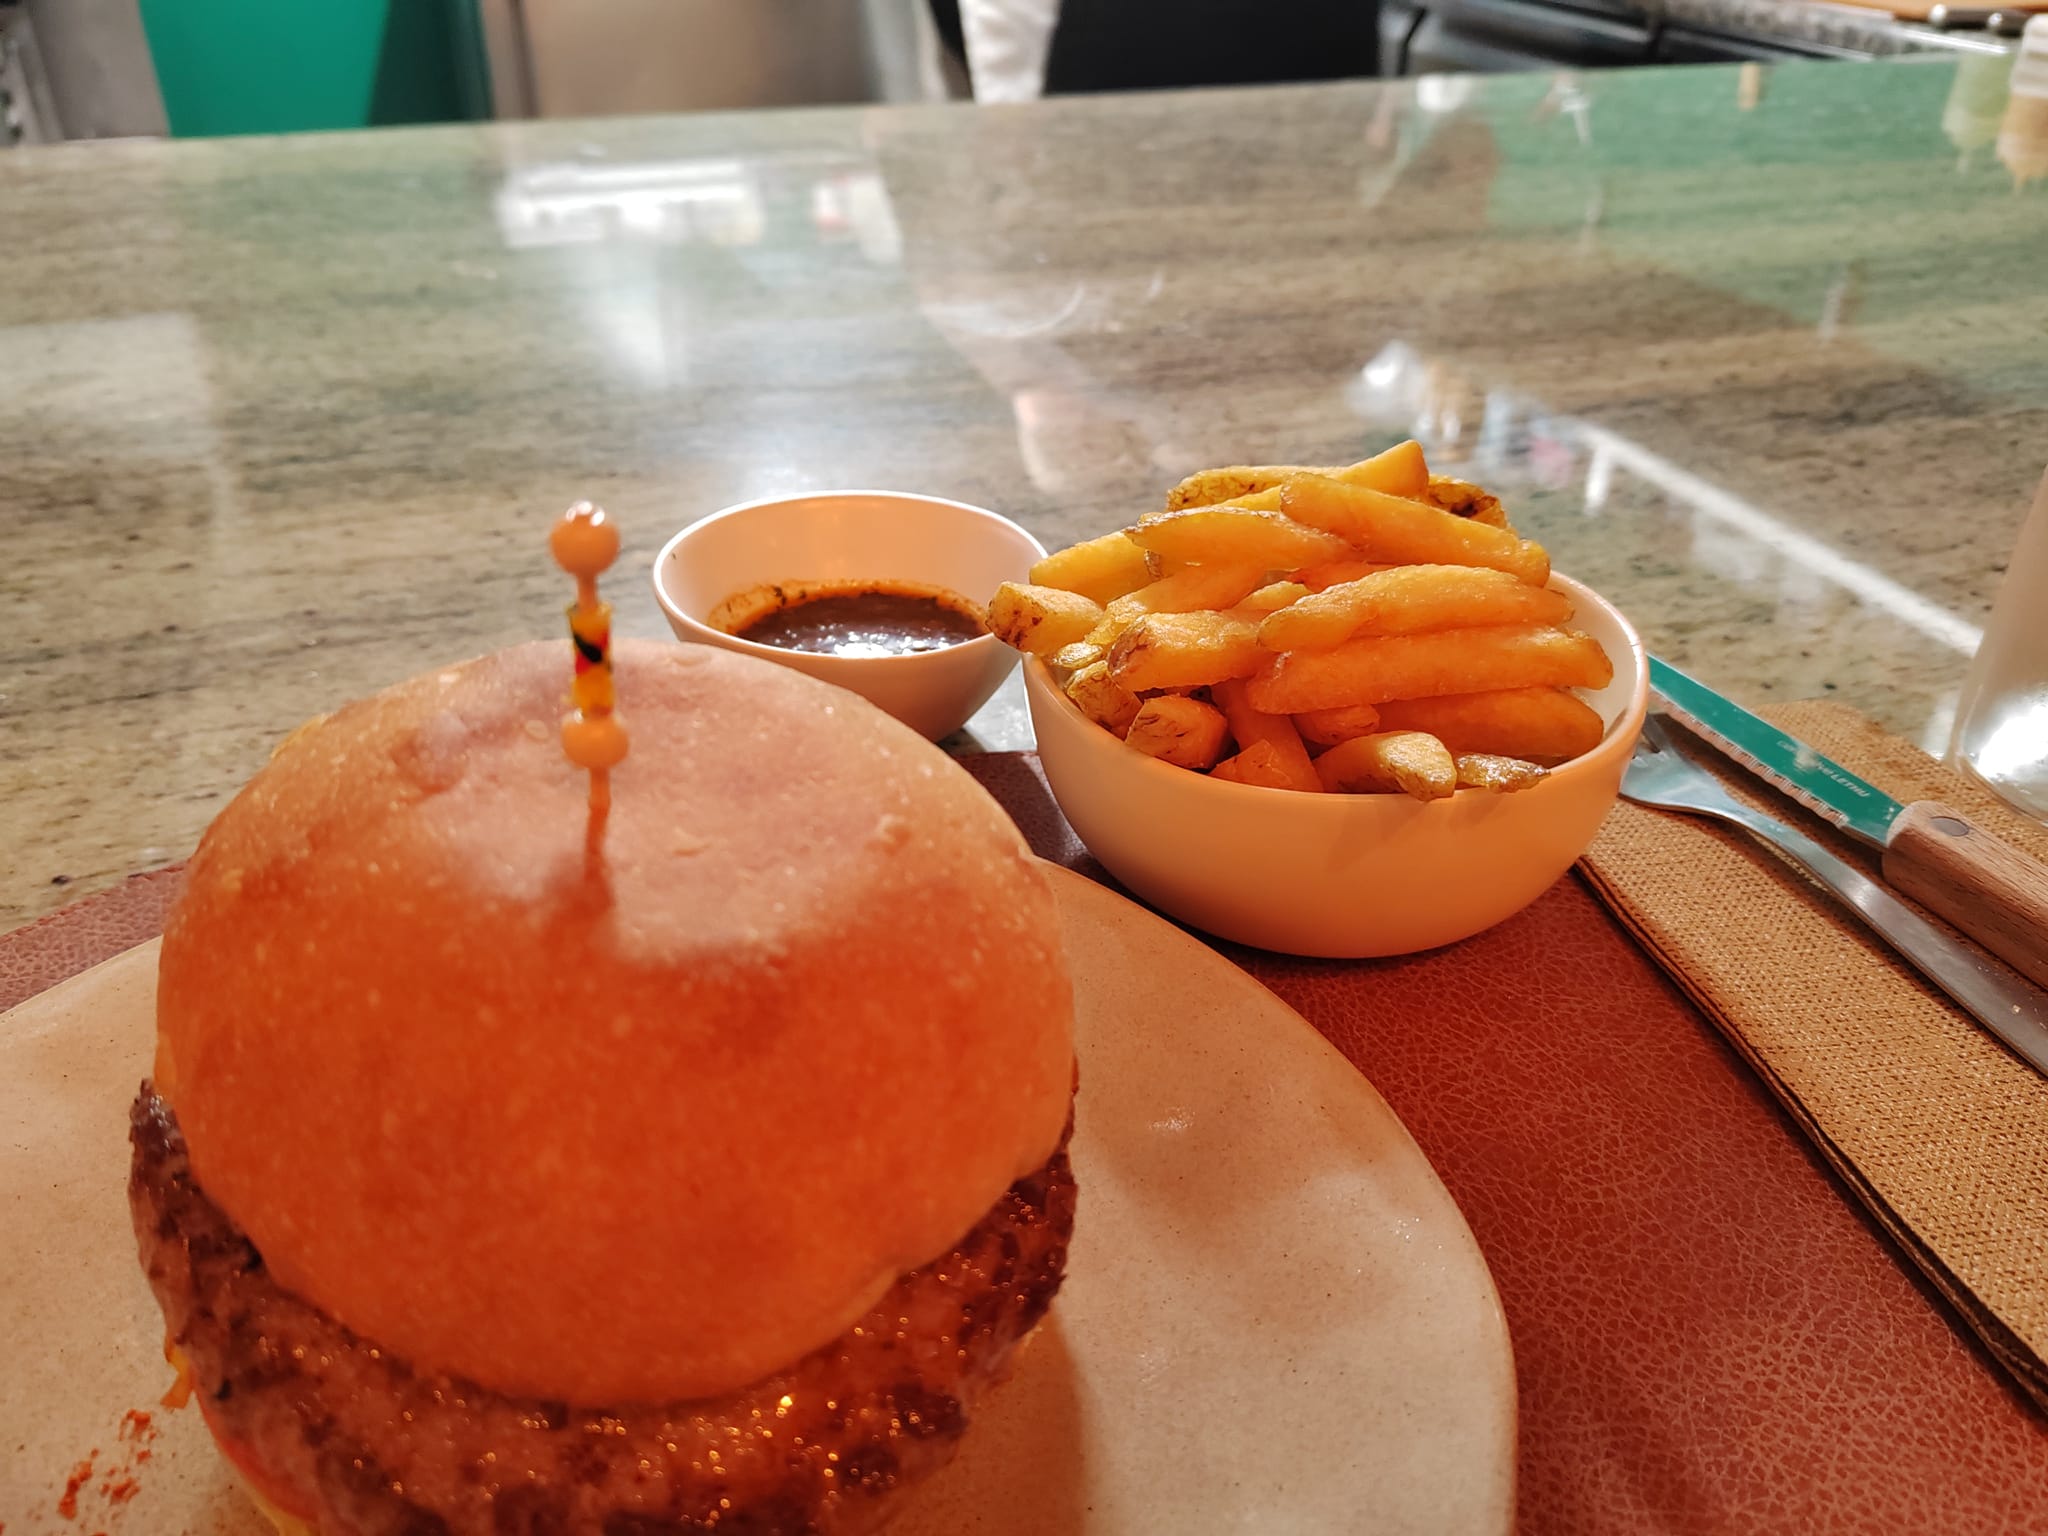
[129, 639, 1078, 1535]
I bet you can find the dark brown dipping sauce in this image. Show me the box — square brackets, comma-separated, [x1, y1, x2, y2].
[733, 586, 986, 658]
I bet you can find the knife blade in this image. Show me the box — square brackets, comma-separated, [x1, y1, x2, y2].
[1648, 656, 2048, 993]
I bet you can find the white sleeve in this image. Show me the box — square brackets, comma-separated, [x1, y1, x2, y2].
[956, 0, 1062, 103]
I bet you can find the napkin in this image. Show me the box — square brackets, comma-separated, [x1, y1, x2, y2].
[1579, 700, 2048, 1413]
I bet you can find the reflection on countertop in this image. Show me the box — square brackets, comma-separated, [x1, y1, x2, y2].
[2, 57, 2044, 924]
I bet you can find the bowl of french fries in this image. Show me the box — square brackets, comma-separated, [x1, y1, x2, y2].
[990, 441, 1648, 958]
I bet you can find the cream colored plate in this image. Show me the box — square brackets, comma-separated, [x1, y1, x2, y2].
[0, 865, 1514, 1534]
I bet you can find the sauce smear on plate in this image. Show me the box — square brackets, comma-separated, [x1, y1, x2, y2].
[728, 584, 985, 658]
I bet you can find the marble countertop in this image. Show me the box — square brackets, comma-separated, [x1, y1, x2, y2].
[4, 56, 2044, 927]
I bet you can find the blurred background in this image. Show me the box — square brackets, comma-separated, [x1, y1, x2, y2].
[0, 0, 2016, 145]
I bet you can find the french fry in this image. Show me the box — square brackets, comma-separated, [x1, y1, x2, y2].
[1106, 610, 1267, 692]
[1224, 444, 1431, 515]
[1375, 688, 1606, 764]
[1050, 640, 1104, 672]
[1093, 564, 1271, 643]
[1296, 559, 1393, 592]
[1349, 439, 1433, 501]
[1314, 731, 1458, 801]
[1258, 565, 1573, 652]
[1028, 532, 1152, 604]
[1124, 695, 1231, 770]
[1455, 753, 1549, 792]
[1208, 740, 1303, 789]
[1128, 505, 1355, 574]
[1240, 580, 1312, 614]
[1425, 476, 1510, 530]
[1065, 661, 1142, 737]
[987, 582, 1103, 659]
[1226, 486, 1285, 512]
[1281, 475, 1549, 585]
[1026, 453, 1608, 778]
[1163, 466, 1308, 513]
[1162, 440, 1431, 513]
[1076, 570, 1304, 652]
[1292, 703, 1383, 750]
[1246, 626, 1613, 714]
[1210, 679, 1320, 792]
[1080, 615, 1134, 655]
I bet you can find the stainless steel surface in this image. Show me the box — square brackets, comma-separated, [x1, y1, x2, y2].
[0, 6, 59, 145]
[1622, 716, 2048, 1076]
[475, 0, 538, 119]
[1389, 0, 1653, 72]
[19, 0, 163, 138]
[1929, 4, 2031, 32]
[504, 0, 934, 119]
[1388, 0, 2018, 70]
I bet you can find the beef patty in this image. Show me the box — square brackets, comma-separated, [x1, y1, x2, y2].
[130, 1086, 1075, 1536]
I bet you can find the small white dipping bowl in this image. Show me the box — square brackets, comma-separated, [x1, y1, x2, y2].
[1025, 571, 1649, 958]
[653, 491, 1045, 741]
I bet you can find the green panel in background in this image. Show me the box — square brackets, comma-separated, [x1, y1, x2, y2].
[138, 0, 491, 137]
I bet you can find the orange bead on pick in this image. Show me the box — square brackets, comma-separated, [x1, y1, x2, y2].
[561, 711, 629, 772]
[550, 502, 627, 815]
[550, 502, 621, 592]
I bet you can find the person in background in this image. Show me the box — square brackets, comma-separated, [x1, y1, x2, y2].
[930, 0, 1378, 101]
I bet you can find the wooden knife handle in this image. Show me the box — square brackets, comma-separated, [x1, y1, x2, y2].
[1882, 801, 2048, 992]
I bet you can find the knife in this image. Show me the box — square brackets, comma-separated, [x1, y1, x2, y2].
[1648, 656, 2048, 993]
[1626, 716, 2048, 1076]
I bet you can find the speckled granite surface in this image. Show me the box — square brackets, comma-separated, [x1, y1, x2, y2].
[3, 57, 2045, 925]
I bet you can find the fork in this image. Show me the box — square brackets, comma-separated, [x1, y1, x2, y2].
[1622, 715, 2048, 1075]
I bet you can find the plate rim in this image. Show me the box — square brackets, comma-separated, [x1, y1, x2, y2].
[1, 872, 1518, 1533]
[1038, 860, 1519, 1526]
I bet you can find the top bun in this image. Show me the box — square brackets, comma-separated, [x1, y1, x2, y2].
[154, 640, 1074, 1405]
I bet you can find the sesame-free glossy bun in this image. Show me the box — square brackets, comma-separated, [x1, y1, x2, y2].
[154, 640, 1075, 1405]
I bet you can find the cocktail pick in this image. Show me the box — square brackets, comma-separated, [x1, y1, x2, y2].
[549, 502, 628, 817]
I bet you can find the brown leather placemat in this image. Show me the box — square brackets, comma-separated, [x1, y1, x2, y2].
[0, 864, 186, 1014]
[1581, 700, 2048, 1414]
[972, 749, 2048, 1533]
